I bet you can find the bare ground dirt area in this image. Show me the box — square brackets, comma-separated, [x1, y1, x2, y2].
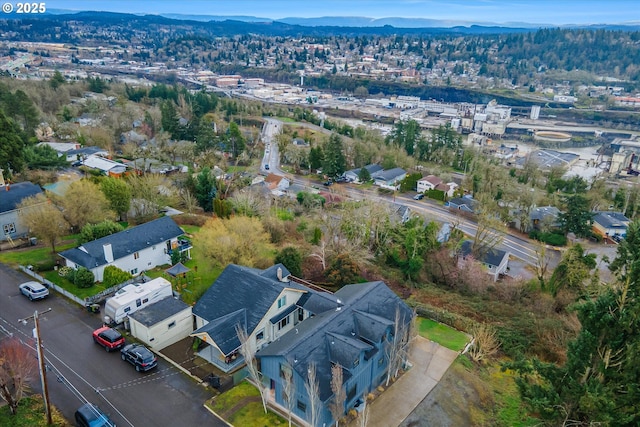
[400, 361, 479, 427]
[401, 358, 535, 427]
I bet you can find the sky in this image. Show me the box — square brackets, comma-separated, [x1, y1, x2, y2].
[43, 1, 639, 25]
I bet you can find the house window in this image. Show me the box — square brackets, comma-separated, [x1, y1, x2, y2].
[142, 298, 148, 304]
[297, 400, 306, 413]
[124, 307, 131, 313]
[280, 363, 292, 379]
[347, 384, 356, 402]
[353, 357, 359, 368]
[134, 252, 140, 260]
[298, 307, 304, 322]
[277, 296, 287, 308]
[168, 321, 176, 329]
[278, 316, 289, 330]
[131, 268, 138, 275]
[3, 223, 16, 235]
[136, 299, 141, 307]
[256, 330, 264, 341]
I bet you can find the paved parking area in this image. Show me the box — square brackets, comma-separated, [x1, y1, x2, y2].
[365, 337, 459, 427]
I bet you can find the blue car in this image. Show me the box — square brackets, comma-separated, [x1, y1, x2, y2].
[75, 403, 115, 427]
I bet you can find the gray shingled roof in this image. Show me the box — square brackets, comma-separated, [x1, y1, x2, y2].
[593, 211, 630, 229]
[0, 182, 43, 214]
[258, 281, 413, 401]
[459, 240, 508, 268]
[373, 167, 406, 181]
[129, 297, 191, 327]
[58, 216, 183, 269]
[192, 264, 296, 356]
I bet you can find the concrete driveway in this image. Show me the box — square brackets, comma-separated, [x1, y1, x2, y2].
[364, 337, 459, 427]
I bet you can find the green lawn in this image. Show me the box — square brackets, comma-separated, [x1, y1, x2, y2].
[42, 270, 109, 300]
[0, 242, 75, 268]
[275, 116, 296, 123]
[207, 381, 286, 426]
[0, 396, 69, 426]
[417, 317, 470, 352]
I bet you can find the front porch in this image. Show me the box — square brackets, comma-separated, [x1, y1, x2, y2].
[196, 342, 245, 373]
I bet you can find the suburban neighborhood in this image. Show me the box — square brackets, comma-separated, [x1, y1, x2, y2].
[2, 2, 640, 427]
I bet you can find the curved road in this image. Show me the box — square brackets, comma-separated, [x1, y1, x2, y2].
[259, 117, 558, 268]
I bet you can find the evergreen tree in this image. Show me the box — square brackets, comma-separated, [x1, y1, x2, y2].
[50, 70, 66, 89]
[195, 167, 217, 212]
[308, 146, 324, 171]
[507, 219, 640, 425]
[274, 247, 303, 277]
[0, 110, 26, 174]
[559, 193, 594, 237]
[322, 133, 346, 178]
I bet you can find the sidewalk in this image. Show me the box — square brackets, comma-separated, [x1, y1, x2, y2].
[364, 337, 459, 427]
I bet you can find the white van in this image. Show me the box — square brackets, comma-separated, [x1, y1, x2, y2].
[104, 277, 173, 324]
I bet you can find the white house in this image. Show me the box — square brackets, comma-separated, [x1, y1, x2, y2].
[81, 155, 127, 176]
[343, 164, 383, 183]
[373, 168, 407, 190]
[459, 240, 510, 281]
[129, 297, 193, 350]
[58, 216, 190, 282]
[191, 264, 337, 373]
[416, 175, 443, 193]
[436, 182, 459, 198]
[263, 173, 290, 194]
[592, 211, 630, 239]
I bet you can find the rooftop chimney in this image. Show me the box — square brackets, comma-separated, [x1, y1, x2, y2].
[103, 243, 114, 263]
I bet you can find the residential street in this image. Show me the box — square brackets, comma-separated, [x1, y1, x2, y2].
[260, 118, 561, 272]
[0, 263, 220, 427]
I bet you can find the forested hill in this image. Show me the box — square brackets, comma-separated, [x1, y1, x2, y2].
[1, 12, 640, 81]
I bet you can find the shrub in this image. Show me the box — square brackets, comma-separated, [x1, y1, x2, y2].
[68, 267, 95, 288]
[58, 266, 72, 277]
[426, 189, 446, 201]
[529, 230, 567, 246]
[102, 265, 132, 288]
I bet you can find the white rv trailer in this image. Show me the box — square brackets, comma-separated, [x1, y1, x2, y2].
[104, 277, 173, 324]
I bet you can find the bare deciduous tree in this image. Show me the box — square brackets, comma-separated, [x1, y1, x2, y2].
[305, 362, 321, 427]
[534, 241, 554, 290]
[281, 359, 296, 427]
[0, 338, 38, 415]
[357, 389, 371, 427]
[384, 306, 410, 386]
[467, 323, 500, 363]
[235, 324, 268, 413]
[329, 363, 346, 426]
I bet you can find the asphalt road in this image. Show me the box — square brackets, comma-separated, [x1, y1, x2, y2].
[258, 117, 556, 269]
[0, 263, 220, 427]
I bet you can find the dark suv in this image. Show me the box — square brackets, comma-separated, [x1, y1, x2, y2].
[93, 327, 125, 352]
[121, 344, 158, 372]
[75, 403, 115, 427]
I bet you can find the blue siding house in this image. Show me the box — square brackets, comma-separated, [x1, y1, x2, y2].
[257, 281, 413, 427]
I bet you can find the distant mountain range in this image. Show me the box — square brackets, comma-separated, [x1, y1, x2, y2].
[41, 10, 640, 31]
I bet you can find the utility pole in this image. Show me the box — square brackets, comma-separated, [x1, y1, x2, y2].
[19, 308, 53, 425]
